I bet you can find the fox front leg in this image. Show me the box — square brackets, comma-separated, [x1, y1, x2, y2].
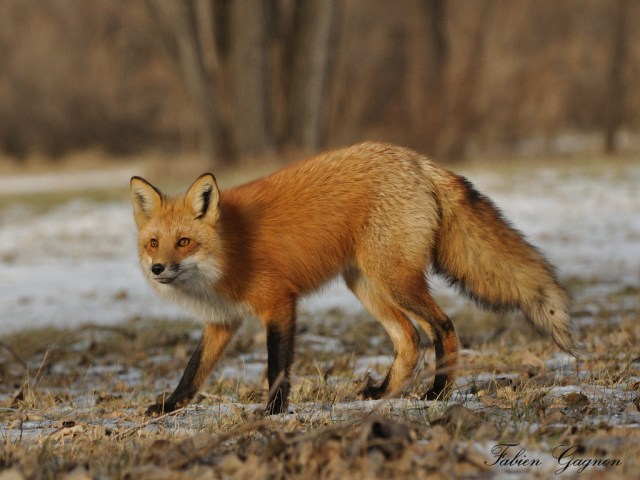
[261, 302, 296, 416]
[146, 322, 237, 416]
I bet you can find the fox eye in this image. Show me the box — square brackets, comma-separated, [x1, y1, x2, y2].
[150, 238, 159, 248]
[178, 237, 190, 247]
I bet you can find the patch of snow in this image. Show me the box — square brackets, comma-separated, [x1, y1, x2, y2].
[299, 281, 363, 316]
[544, 352, 577, 369]
[455, 372, 520, 389]
[218, 362, 265, 383]
[353, 355, 393, 377]
[0, 167, 138, 195]
[298, 332, 344, 352]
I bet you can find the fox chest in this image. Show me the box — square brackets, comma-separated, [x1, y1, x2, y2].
[152, 280, 250, 326]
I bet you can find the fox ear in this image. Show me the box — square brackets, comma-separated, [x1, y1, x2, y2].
[130, 176, 162, 229]
[185, 173, 220, 222]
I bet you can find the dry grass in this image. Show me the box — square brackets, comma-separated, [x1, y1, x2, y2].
[1, 279, 639, 479]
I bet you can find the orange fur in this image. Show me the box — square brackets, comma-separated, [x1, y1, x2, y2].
[131, 142, 584, 415]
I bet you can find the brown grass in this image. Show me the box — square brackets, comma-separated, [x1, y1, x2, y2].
[1, 279, 638, 479]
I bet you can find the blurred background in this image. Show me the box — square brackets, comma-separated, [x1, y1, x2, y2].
[1, 3, 640, 472]
[0, 0, 638, 172]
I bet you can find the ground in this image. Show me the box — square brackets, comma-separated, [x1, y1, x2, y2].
[0, 154, 638, 479]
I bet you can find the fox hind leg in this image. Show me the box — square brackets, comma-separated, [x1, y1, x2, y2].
[359, 257, 459, 401]
[343, 268, 422, 400]
[387, 281, 459, 400]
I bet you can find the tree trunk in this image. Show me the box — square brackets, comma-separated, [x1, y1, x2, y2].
[422, 0, 448, 150]
[604, 0, 628, 154]
[193, 0, 219, 78]
[437, 1, 492, 161]
[228, 0, 274, 155]
[146, 0, 234, 164]
[287, 0, 338, 151]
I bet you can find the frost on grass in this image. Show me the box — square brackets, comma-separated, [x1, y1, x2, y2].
[0, 159, 639, 478]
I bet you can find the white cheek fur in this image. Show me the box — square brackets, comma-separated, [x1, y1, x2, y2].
[144, 254, 250, 326]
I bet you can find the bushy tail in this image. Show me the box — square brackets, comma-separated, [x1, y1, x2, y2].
[433, 171, 587, 358]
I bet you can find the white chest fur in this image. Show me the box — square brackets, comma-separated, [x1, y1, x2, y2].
[149, 267, 250, 326]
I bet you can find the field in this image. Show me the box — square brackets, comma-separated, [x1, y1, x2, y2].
[0, 155, 639, 479]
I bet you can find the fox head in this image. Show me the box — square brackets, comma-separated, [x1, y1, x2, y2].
[130, 173, 223, 288]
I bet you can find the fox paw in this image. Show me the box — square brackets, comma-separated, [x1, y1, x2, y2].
[422, 385, 452, 401]
[264, 401, 289, 416]
[145, 401, 177, 417]
[357, 374, 387, 400]
[423, 389, 442, 401]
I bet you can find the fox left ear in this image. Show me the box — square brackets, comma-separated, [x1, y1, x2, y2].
[185, 173, 220, 222]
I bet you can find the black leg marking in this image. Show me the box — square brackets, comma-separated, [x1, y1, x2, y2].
[146, 341, 203, 416]
[265, 323, 295, 415]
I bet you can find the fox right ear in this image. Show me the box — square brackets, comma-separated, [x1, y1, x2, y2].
[130, 176, 162, 229]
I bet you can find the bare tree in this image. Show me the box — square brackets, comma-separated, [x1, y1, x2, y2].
[145, 0, 234, 164]
[422, 0, 449, 151]
[436, 1, 492, 160]
[228, 0, 274, 155]
[287, 0, 339, 151]
[4, 1, 640, 161]
[604, 0, 629, 154]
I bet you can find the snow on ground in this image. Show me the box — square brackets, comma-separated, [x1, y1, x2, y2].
[0, 160, 638, 334]
[0, 166, 139, 195]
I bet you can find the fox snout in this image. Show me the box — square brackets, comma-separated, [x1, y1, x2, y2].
[149, 262, 180, 284]
[151, 263, 165, 275]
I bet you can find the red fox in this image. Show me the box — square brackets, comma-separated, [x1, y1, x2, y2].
[130, 142, 584, 416]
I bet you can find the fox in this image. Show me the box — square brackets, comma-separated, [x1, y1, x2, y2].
[130, 142, 585, 416]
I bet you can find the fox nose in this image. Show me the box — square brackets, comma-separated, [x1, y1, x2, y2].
[151, 263, 165, 275]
